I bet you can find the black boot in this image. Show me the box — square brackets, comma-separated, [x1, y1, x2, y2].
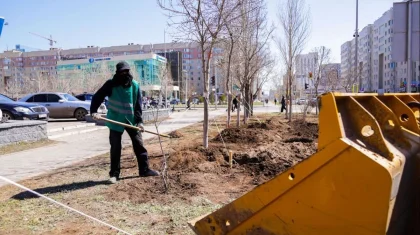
[140, 169, 160, 177]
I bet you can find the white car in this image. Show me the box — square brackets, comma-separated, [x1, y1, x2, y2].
[297, 98, 307, 105]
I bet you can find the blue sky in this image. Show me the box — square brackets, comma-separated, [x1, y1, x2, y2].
[0, 0, 399, 63]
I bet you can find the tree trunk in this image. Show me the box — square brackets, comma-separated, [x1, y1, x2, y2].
[236, 95, 240, 128]
[244, 83, 250, 124]
[250, 89, 254, 116]
[203, 93, 209, 148]
[288, 68, 293, 122]
[227, 93, 232, 128]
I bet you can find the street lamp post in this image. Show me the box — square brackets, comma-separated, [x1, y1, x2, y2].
[354, 0, 360, 92]
[183, 70, 188, 105]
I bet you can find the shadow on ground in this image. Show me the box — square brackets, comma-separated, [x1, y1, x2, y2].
[11, 180, 109, 200]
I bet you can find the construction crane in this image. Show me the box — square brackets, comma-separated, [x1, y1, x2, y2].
[29, 32, 57, 48]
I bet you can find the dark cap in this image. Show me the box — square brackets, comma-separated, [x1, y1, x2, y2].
[116, 61, 130, 72]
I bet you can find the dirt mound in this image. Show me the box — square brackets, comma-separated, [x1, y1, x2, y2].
[168, 130, 183, 138]
[213, 128, 270, 143]
[283, 137, 313, 143]
[290, 120, 318, 138]
[247, 122, 269, 129]
[168, 150, 207, 171]
[265, 116, 289, 129]
[108, 115, 319, 204]
[230, 142, 316, 184]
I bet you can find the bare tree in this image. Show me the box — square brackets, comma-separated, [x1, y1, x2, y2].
[325, 68, 340, 92]
[311, 46, 331, 115]
[341, 65, 361, 93]
[82, 62, 114, 93]
[147, 61, 174, 191]
[234, 0, 274, 124]
[276, 0, 311, 122]
[158, 0, 239, 148]
[218, 1, 244, 128]
[4, 78, 23, 100]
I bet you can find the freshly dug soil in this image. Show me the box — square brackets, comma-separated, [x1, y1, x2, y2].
[0, 114, 319, 235]
[104, 115, 319, 204]
[168, 130, 183, 138]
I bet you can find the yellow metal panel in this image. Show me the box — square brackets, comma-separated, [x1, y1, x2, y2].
[190, 92, 420, 235]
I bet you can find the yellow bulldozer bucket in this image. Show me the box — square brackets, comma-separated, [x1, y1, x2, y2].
[189, 92, 420, 235]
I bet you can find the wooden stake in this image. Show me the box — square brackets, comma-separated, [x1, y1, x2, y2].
[229, 151, 233, 168]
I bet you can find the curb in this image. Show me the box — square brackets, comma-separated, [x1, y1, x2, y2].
[48, 126, 108, 139]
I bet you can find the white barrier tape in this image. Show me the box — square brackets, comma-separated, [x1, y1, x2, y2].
[0, 176, 133, 235]
[211, 118, 227, 150]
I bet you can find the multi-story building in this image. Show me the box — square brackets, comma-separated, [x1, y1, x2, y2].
[392, 0, 420, 92]
[0, 42, 227, 97]
[340, 40, 354, 84]
[341, 0, 419, 93]
[295, 52, 317, 98]
[157, 51, 183, 89]
[359, 25, 374, 91]
[0, 50, 25, 88]
[372, 8, 399, 93]
[56, 53, 173, 97]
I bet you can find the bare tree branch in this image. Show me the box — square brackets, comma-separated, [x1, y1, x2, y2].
[276, 0, 311, 122]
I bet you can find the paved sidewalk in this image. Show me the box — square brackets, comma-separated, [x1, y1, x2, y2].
[0, 108, 225, 187]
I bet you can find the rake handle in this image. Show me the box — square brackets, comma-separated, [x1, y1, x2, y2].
[97, 117, 172, 138]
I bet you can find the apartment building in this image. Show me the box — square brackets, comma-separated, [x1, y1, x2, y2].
[0, 42, 225, 96]
[295, 52, 317, 98]
[340, 0, 419, 93]
[359, 25, 374, 91]
[340, 40, 354, 82]
[392, 0, 420, 92]
[56, 53, 173, 97]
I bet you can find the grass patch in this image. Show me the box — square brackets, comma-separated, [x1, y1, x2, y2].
[0, 139, 56, 156]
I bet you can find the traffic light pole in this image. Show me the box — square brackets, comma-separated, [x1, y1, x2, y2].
[214, 58, 217, 110]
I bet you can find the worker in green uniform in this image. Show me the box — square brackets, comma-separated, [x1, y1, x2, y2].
[90, 61, 159, 184]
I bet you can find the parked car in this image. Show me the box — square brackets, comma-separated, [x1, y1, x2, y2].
[170, 98, 180, 105]
[75, 93, 109, 109]
[297, 98, 307, 105]
[0, 94, 49, 122]
[18, 92, 94, 121]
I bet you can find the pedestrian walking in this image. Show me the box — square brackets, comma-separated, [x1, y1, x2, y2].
[232, 96, 238, 112]
[187, 97, 191, 110]
[274, 98, 277, 106]
[90, 61, 159, 184]
[281, 95, 286, 113]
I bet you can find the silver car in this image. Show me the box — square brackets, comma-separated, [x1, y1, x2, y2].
[18, 92, 104, 121]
